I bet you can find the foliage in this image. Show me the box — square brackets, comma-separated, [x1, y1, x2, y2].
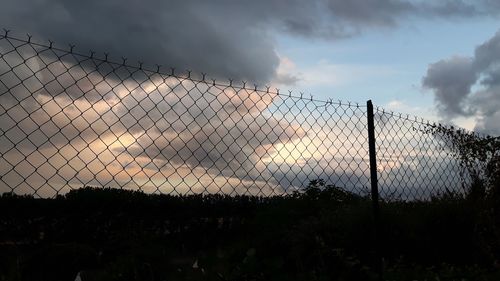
[423, 124, 500, 198]
[423, 123, 500, 263]
[1, 185, 499, 280]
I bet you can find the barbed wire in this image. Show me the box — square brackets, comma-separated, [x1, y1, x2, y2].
[0, 29, 363, 108]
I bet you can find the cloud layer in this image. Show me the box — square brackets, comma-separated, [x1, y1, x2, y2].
[0, 36, 468, 199]
[0, 42, 372, 196]
[2, 1, 499, 197]
[422, 29, 500, 135]
[2, 0, 500, 85]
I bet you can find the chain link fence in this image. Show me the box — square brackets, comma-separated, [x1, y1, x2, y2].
[0, 31, 476, 200]
[374, 109, 470, 200]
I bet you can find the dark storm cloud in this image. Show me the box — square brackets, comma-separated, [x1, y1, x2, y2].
[422, 56, 477, 118]
[422, 30, 500, 135]
[0, 40, 309, 193]
[1, 0, 279, 83]
[325, 0, 415, 27]
[2, 0, 500, 84]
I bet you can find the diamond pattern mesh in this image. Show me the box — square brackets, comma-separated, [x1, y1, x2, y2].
[0, 31, 476, 200]
[0, 32, 373, 198]
[374, 109, 470, 200]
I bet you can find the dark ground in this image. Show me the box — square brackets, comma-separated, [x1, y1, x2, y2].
[1, 182, 500, 281]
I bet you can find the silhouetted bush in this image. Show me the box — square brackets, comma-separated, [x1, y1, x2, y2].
[1, 182, 500, 280]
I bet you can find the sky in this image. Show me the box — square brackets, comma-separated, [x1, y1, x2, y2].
[0, 0, 498, 197]
[2, 0, 500, 134]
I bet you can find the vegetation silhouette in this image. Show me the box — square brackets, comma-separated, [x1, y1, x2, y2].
[1, 177, 500, 280]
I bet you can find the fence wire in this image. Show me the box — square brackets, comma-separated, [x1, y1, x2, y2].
[374, 110, 469, 200]
[0, 32, 372, 198]
[0, 32, 476, 200]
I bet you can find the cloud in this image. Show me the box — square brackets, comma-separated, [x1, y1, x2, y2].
[0, 43, 314, 196]
[3, 1, 500, 196]
[273, 56, 301, 86]
[422, 29, 500, 135]
[422, 56, 477, 118]
[0, 41, 375, 196]
[325, 0, 415, 27]
[0, 33, 472, 199]
[1, 0, 280, 84]
[2, 0, 500, 86]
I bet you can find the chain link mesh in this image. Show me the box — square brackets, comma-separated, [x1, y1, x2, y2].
[0, 32, 372, 198]
[374, 109, 470, 200]
[0, 32, 477, 200]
